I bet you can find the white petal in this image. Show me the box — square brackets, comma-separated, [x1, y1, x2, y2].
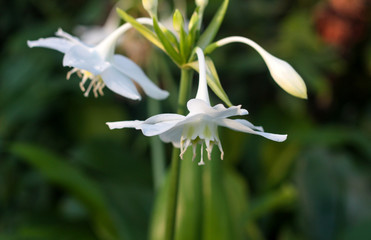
[211, 104, 248, 118]
[217, 118, 287, 142]
[159, 127, 184, 147]
[187, 99, 248, 118]
[136, 113, 185, 136]
[106, 120, 143, 129]
[234, 119, 264, 132]
[112, 55, 169, 100]
[142, 113, 185, 124]
[27, 38, 74, 53]
[63, 45, 109, 75]
[187, 99, 215, 114]
[140, 120, 181, 136]
[100, 66, 141, 100]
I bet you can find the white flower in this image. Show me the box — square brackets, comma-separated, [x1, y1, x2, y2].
[215, 36, 307, 99]
[27, 18, 168, 100]
[106, 47, 287, 165]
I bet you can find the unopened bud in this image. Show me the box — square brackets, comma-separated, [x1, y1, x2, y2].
[173, 9, 184, 32]
[196, 0, 208, 9]
[142, 0, 158, 17]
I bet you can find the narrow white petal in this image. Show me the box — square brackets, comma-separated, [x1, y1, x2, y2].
[106, 120, 143, 129]
[217, 118, 287, 142]
[100, 66, 141, 100]
[143, 113, 185, 124]
[63, 45, 109, 75]
[216, 36, 307, 99]
[112, 55, 169, 100]
[195, 47, 210, 104]
[27, 38, 74, 53]
[234, 119, 264, 132]
[140, 120, 181, 136]
[211, 104, 249, 118]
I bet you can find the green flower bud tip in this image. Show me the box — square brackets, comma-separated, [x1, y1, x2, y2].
[173, 9, 184, 32]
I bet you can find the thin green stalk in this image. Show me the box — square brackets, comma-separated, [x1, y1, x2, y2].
[165, 68, 193, 240]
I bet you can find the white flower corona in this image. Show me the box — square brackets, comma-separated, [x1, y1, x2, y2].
[27, 18, 168, 100]
[106, 47, 287, 165]
[215, 36, 307, 99]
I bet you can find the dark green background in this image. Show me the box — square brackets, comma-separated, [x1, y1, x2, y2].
[1, 0, 370, 239]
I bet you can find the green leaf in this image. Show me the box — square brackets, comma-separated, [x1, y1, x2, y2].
[116, 9, 164, 52]
[187, 57, 232, 106]
[197, 0, 229, 49]
[246, 184, 297, 221]
[174, 147, 203, 240]
[152, 17, 183, 65]
[173, 9, 190, 61]
[10, 143, 124, 240]
[187, 11, 201, 60]
[223, 168, 249, 240]
[202, 149, 234, 240]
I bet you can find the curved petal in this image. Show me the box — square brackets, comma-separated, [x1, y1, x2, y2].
[100, 66, 141, 100]
[140, 120, 181, 137]
[159, 127, 183, 147]
[63, 45, 109, 75]
[211, 104, 248, 118]
[142, 113, 185, 124]
[234, 119, 264, 132]
[217, 118, 287, 142]
[27, 38, 74, 53]
[106, 120, 143, 129]
[187, 99, 215, 114]
[112, 55, 169, 100]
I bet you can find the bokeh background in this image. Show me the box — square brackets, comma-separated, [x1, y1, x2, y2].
[1, 0, 370, 239]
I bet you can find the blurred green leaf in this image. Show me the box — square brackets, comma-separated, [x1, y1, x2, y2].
[197, 0, 229, 49]
[116, 9, 164, 52]
[152, 17, 183, 65]
[10, 143, 125, 240]
[246, 184, 297, 221]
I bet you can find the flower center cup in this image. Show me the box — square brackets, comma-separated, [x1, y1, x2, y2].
[180, 121, 224, 165]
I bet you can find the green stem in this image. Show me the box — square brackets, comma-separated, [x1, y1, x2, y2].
[165, 68, 193, 240]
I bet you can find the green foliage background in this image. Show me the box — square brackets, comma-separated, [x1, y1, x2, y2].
[1, 0, 370, 239]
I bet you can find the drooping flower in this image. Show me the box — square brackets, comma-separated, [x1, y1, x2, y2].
[208, 36, 308, 99]
[106, 47, 287, 165]
[27, 18, 168, 100]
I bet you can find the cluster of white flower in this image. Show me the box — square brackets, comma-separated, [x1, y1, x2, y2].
[28, 3, 306, 165]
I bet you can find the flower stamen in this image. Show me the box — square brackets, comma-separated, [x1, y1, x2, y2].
[84, 79, 95, 97]
[66, 68, 79, 80]
[80, 74, 89, 92]
[218, 141, 224, 160]
[198, 144, 205, 165]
